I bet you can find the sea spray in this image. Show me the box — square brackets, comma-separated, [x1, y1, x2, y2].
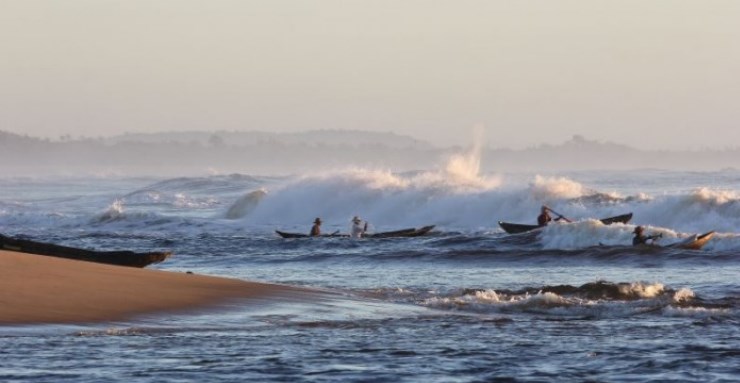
[530, 175, 591, 200]
[239, 142, 503, 229]
[94, 199, 126, 223]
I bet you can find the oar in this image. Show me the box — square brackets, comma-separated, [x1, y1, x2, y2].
[545, 206, 572, 223]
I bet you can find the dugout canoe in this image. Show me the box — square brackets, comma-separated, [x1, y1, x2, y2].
[498, 213, 633, 234]
[0, 233, 171, 268]
[665, 231, 715, 250]
[275, 225, 435, 239]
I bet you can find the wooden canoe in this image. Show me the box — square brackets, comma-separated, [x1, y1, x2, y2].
[498, 213, 633, 234]
[666, 231, 715, 250]
[0, 234, 171, 268]
[274, 230, 346, 239]
[275, 225, 435, 239]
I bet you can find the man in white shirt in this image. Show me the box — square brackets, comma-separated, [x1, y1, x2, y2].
[350, 216, 366, 238]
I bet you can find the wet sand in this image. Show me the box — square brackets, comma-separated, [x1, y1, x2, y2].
[0, 250, 307, 325]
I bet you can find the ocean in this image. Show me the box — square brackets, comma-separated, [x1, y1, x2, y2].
[0, 166, 738, 382]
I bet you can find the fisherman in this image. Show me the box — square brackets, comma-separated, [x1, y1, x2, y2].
[350, 216, 366, 238]
[537, 205, 570, 227]
[632, 226, 661, 246]
[309, 218, 322, 237]
[537, 206, 552, 226]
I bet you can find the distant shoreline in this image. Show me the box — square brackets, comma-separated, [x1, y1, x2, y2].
[1, 130, 739, 176]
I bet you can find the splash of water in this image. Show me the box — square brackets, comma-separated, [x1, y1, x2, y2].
[94, 199, 126, 223]
[530, 175, 590, 200]
[445, 127, 483, 183]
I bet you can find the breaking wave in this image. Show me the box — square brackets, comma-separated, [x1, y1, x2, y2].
[363, 281, 736, 320]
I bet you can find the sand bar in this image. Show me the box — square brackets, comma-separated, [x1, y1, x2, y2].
[0, 250, 307, 325]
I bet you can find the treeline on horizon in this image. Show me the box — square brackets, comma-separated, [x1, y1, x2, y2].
[0, 130, 737, 176]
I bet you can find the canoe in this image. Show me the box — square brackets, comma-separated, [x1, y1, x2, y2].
[498, 213, 633, 234]
[366, 225, 435, 238]
[0, 233, 171, 268]
[274, 230, 346, 239]
[275, 225, 435, 239]
[665, 231, 715, 250]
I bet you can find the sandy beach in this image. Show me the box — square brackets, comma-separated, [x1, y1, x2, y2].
[0, 250, 306, 325]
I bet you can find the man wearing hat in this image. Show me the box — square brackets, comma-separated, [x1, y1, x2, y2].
[310, 218, 322, 237]
[632, 226, 661, 246]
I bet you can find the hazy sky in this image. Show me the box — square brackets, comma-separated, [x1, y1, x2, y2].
[1, 1, 739, 149]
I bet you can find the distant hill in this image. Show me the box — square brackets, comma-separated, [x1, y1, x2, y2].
[0, 130, 737, 176]
[105, 130, 432, 149]
[484, 135, 739, 171]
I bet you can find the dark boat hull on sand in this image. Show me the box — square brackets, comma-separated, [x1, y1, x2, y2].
[276, 225, 436, 239]
[498, 213, 633, 234]
[0, 234, 171, 268]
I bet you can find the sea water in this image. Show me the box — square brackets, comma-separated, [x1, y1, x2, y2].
[0, 168, 738, 382]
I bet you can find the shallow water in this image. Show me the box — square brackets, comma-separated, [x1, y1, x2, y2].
[0, 170, 738, 382]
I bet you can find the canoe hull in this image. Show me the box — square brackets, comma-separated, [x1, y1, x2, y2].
[274, 231, 346, 239]
[667, 231, 715, 250]
[498, 213, 633, 234]
[276, 225, 435, 239]
[0, 234, 170, 268]
[366, 225, 435, 238]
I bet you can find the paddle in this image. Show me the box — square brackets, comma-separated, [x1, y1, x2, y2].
[647, 233, 663, 243]
[544, 206, 572, 223]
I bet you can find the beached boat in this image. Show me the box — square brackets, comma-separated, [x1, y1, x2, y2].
[0, 233, 171, 268]
[498, 213, 633, 234]
[276, 225, 436, 239]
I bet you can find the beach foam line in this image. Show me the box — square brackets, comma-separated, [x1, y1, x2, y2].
[0, 250, 315, 325]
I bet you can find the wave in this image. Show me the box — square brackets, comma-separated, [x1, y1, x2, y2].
[224, 171, 739, 236]
[132, 174, 266, 195]
[3, 166, 740, 246]
[225, 189, 268, 219]
[360, 281, 737, 320]
[88, 199, 186, 228]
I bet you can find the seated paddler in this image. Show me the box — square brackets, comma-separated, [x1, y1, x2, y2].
[537, 205, 570, 227]
[310, 217, 322, 236]
[632, 226, 662, 246]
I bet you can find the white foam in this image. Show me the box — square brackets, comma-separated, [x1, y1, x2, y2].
[619, 282, 665, 299]
[663, 306, 731, 318]
[530, 175, 591, 200]
[673, 288, 696, 303]
[94, 199, 126, 223]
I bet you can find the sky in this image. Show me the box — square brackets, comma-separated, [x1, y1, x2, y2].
[1, 1, 739, 150]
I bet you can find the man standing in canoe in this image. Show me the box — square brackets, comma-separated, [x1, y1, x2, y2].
[350, 216, 366, 238]
[310, 218, 322, 237]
